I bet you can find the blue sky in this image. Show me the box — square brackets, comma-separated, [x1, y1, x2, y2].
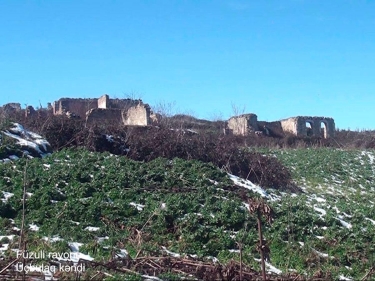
[0, 0, 374, 130]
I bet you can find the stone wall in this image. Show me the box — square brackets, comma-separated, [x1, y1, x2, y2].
[53, 98, 98, 118]
[122, 104, 151, 126]
[227, 113, 258, 136]
[51, 96, 153, 126]
[257, 121, 285, 137]
[280, 116, 335, 138]
[25, 106, 36, 117]
[226, 114, 335, 138]
[150, 112, 161, 124]
[98, 94, 109, 109]
[53, 101, 60, 114]
[280, 118, 298, 135]
[86, 108, 123, 125]
[108, 98, 140, 110]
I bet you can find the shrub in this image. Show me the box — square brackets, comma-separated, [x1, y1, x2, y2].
[5, 113, 297, 189]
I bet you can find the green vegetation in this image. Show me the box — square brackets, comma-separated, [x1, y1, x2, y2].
[1, 146, 375, 280]
[0, 149, 257, 259]
[262, 148, 375, 279]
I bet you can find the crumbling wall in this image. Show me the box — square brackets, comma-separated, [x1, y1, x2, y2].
[320, 117, 335, 138]
[53, 101, 61, 115]
[98, 94, 109, 109]
[280, 116, 335, 138]
[53, 98, 98, 118]
[51, 96, 153, 126]
[86, 108, 122, 125]
[108, 98, 140, 110]
[25, 106, 36, 117]
[280, 118, 299, 136]
[227, 113, 258, 136]
[122, 104, 151, 126]
[150, 112, 161, 125]
[257, 121, 284, 137]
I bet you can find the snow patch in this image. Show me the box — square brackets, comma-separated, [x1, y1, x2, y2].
[1, 191, 14, 202]
[337, 218, 352, 229]
[206, 256, 219, 263]
[229, 174, 268, 198]
[84, 226, 100, 232]
[97, 236, 109, 243]
[2, 123, 51, 159]
[130, 202, 145, 211]
[314, 206, 326, 218]
[67, 242, 94, 262]
[105, 135, 114, 142]
[254, 258, 282, 274]
[312, 248, 330, 258]
[29, 224, 40, 231]
[229, 249, 240, 253]
[0, 235, 15, 241]
[361, 151, 375, 164]
[141, 275, 163, 281]
[339, 275, 353, 280]
[161, 246, 181, 258]
[365, 218, 375, 225]
[42, 236, 63, 242]
[116, 249, 128, 258]
[8, 155, 19, 160]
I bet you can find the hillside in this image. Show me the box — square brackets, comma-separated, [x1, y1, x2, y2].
[1, 120, 375, 280]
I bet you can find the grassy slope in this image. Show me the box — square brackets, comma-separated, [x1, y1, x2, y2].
[1, 147, 375, 279]
[262, 148, 375, 279]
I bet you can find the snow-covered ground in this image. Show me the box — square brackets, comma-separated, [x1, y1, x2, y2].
[1, 123, 52, 162]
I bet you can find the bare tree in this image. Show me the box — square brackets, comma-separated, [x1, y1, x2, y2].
[123, 90, 143, 101]
[151, 100, 177, 128]
[231, 102, 246, 117]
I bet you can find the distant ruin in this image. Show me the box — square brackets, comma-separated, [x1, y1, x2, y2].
[227, 114, 335, 139]
[122, 104, 151, 126]
[52, 94, 153, 126]
[0, 97, 336, 138]
[227, 114, 258, 135]
[280, 116, 335, 138]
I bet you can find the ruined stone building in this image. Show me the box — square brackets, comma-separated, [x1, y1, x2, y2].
[122, 104, 151, 126]
[280, 116, 335, 138]
[0, 97, 335, 138]
[227, 114, 335, 139]
[52, 94, 153, 126]
[227, 114, 259, 135]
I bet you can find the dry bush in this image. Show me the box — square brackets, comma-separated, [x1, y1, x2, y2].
[334, 129, 375, 149]
[12, 110, 375, 191]
[124, 127, 296, 191]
